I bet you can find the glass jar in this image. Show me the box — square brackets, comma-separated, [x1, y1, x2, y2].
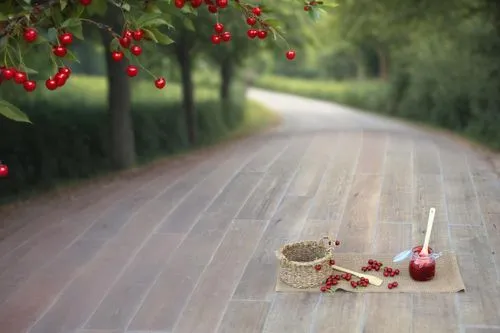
[409, 245, 436, 281]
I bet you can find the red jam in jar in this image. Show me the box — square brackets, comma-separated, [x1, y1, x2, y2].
[409, 245, 436, 281]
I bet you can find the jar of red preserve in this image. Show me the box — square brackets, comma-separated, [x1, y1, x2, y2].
[409, 245, 436, 281]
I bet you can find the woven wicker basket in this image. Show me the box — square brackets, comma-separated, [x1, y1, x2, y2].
[276, 236, 335, 289]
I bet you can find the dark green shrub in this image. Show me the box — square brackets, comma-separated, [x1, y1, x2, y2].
[0, 76, 246, 200]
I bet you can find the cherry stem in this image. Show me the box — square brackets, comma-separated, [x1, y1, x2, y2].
[134, 58, 156, 79]
[80, 19, 121, 38]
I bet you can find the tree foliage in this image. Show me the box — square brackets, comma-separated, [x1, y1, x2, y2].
[0, 0, 337, 122]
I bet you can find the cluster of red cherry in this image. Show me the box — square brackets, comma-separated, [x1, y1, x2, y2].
[174, 0, 296, 60]
[1, 0, 298, 94]
[0, 27, 76, 92]
[112, 28, 166, 89]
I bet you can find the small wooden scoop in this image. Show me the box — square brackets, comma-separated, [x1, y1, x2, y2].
[332, 265, 384, 286]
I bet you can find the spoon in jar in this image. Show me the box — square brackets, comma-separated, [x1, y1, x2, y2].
[420, 207, 436, 256]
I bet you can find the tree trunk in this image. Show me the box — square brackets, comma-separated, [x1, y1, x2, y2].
[175, 39, 196, 145]
[220, 60, 233, 103]
[100, 7, 135, 169]
[375, 46, 389, 80]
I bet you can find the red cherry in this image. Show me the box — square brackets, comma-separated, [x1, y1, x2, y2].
[252, 7, 261, 16]
[14, 71, 27, 84]
[175, 0, 185, 8]
[208, 5, 218, 13]
[216, 0, 228, 8]
[368, 259, 374, 265]
[130, 45, 142, 56]
[119, 37, 131, 48]
[320, 285, 327, 292]
[154, 77, 166, 89]
[191, 0, 203, 7]
[247, 29, 258, 39]
[45, 78, 58, 90]
[351, 281, 357, 288]
[23, 28, 38, 43]
[214, 23, 224, 33]
[111, 51, 124, 61]
[126, 65, 138, 77]
[335, 240, 340, 246]
[392, 281, 398, 287]
[394, 269, 400, 275]
[383, 271, 389, 277]
[304, 5, 310, 11]
[133, 29, 144, 41]
[23, 80, 36, 92]
[53, 45, 67, 57]
[388, 283, 393, 289]
[211, 34, 221, 44]
[246, 17, 257, 26]
[314, 264, 321, 271]
[257, 30, 267, 39]
[0, 164, 9, 177]
[221, 31, 231, 42]
[286, 50, 296, 60]
[58, 67, 71, 76]
[2, 68, 15, 80]
[59, 32, 73, 45]
[55, 72, 68, 86]
[329, 259, 335, 266]
[80, 0, 92, 5]
[123, 30, 133, 38]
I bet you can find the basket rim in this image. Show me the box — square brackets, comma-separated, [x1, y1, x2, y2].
[278, 240, 333, 266]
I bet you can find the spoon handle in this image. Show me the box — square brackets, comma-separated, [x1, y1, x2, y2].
[422, 208, 436, 254]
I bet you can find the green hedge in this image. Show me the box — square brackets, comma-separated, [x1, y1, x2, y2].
[254, 74, 500, 151]
[254, 76, 390, 113]
[0, 75, 247, 200]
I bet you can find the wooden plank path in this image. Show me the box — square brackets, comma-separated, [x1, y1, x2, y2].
[0, 88, 499, 333]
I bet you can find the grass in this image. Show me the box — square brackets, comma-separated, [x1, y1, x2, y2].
[254, 75, 390, 112]
[10, 75, 217, 108]
[0, 75, 279, 206]
[254, 75, 500, 155]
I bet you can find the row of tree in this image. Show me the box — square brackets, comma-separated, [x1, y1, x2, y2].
[265, 0, 500, 147]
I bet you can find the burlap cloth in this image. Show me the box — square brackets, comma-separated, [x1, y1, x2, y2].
[276, 252, 466, 293]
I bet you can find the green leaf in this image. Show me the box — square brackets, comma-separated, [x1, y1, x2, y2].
[62, 18, 84, 39]
[47, 27, 58, 43]
[108, 0, 131, 11]
[86, 0, 108, 16]
[136, 13, 161, 26]
[263, 18, 281, 28]
[64, 48, 81, 63]
[321, 2, 339, 9]
[308, 7, 321, 21]
[72, 4, 86, 18]
[182, 17, 195, 31]
[60, 0, 68, 11]
[32, 34, 48, 45]
[51, 6, 64, 25]
[22, 66, 38, 74]
[110, 37, 120, 50]
[0, 100, 31, 123]
[143, 28, 174, 45]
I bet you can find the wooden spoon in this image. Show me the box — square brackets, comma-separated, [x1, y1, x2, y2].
[332, 265, 384, 286]
[420, 207, 436, 256]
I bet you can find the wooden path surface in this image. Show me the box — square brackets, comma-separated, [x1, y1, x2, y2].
[0, 88, 499, 333]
